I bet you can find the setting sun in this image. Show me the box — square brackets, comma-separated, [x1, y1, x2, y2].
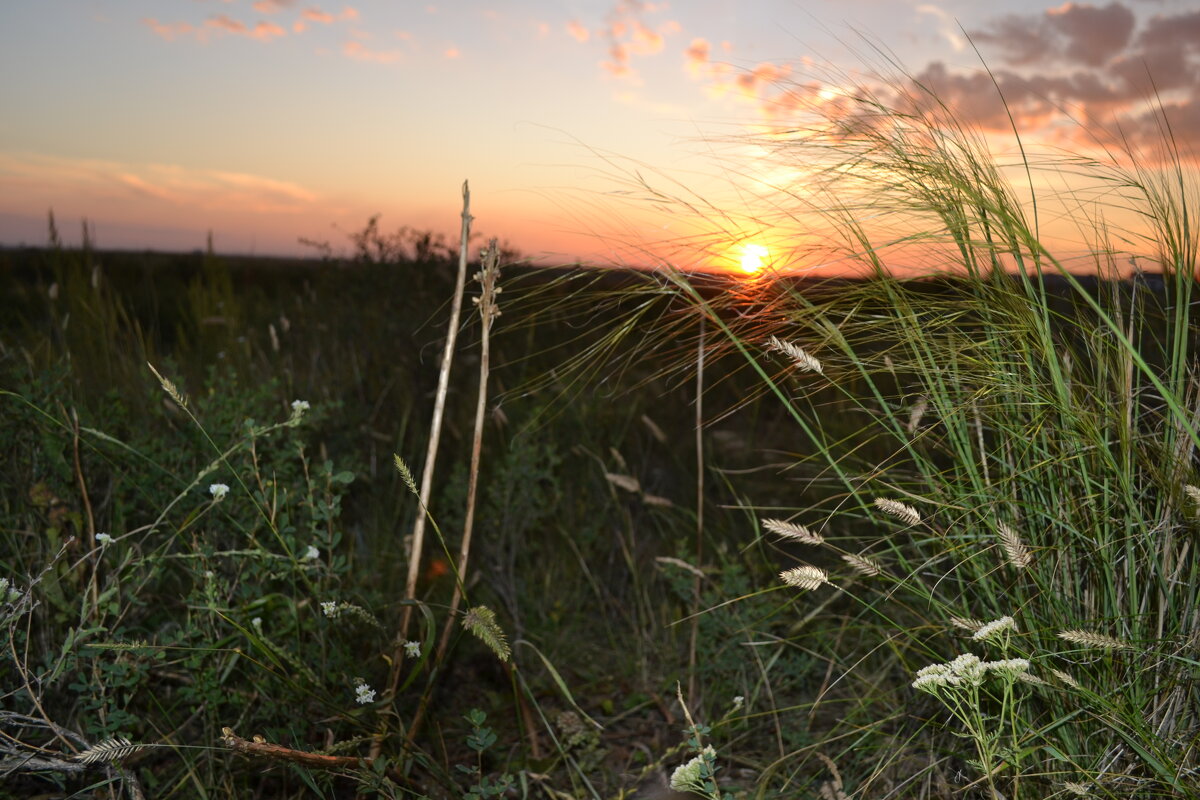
[739, 243, 770, 274]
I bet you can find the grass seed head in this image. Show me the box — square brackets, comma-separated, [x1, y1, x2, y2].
[767, 335, 823, 374]
[873, 498, 921, 526]
[780, 565, 830, 591]
[1058, 629, 1132, 650]
[841, 552, 882, 576]
[997, 522, 1032, 569]
[763, 518, 824, 545]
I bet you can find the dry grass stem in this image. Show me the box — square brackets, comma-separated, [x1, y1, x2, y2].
[763, 518, 824, 545]
[873, 498, 921, 527]
[1058, 629, 1133, 650]
[780, 565, 830, 591]
[767, 335, 823, 374]
[997, 522, 1032, 569]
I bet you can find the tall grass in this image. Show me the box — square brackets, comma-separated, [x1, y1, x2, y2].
[663, 63, 1199, 798]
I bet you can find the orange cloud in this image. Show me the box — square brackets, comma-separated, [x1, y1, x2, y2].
[142, 18, 197, 42]
[342, 40, 402, 64]
[301, 7, 334, 23]
[444, 46, 460, 59]
[207, 14, 245, 34]
[248, 21, 286, 41]
[631, 21, 663, 54]
[684, 37, 709, 76]
[567, 20, 589, 43]
[252, 0, 296, 13]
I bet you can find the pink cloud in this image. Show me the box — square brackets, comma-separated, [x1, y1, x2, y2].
[684, 37, 709, 76]
[567, 20, 589, 43]
[444, 46, 460, 59]
[631, 21, 663, 55]
[301, 7, 334, 23]
[143, 18, 197, 42]
[248, 21, 286, 41]
[207, 14, 246, 34]
[252, 0, 296, 13]
[342, 40, 402, 64]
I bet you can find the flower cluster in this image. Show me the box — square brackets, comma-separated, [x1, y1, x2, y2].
[669, 746, 716, 792]
[972, 615, 1016, 642]
[209, 483, 230, 501]
[354, 681, 376, 705]
[912, 652, 1031, 692]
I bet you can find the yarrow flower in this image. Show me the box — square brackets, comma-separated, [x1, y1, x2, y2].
[403, 640, 421, 659]
[251, 617, 262, 631]
[209, 483, 230, 501]
[972, 616, 1016, 642]
[984, 658, 1031, 677]
[320, 601, 339, 618]
[95, 532, 114, 546]
[669, 746, 715, 792]
[290, 399, 310, 421]
[354, 682, 376, 705]
[302, 545, 320, 560]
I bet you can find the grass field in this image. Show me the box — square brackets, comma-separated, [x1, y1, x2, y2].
[2, 72, 1198, 799]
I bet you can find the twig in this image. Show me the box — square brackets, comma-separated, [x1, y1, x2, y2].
[222, 727, 410, 787]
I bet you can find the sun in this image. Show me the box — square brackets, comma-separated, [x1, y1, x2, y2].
[739, 243, 770, 274]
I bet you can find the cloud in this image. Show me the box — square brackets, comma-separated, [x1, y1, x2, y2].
[684, 37, 709, 76]
[301, 7, 334, 23]
[0, 153, 320, 217]
[567, 20, 589, 43]
[917, 4, 966, 52]
[594, 1, 679, 82]
[973, 2, 1136, 67]
[444, 46, 460, 59]
[342, 39, 403, 64]
[143, 18, 197, 41]
[252, 0, 296, 13]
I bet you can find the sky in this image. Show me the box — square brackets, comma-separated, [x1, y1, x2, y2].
[1, 0, 1197, 272]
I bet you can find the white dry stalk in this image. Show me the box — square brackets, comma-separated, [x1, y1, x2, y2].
[873, 498, 921, 527]
[997, 522, 1032, 569]
[767, 335, 823, 374]
[762, 518, 824, 545]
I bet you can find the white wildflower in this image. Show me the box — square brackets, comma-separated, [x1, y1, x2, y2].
[403, 640, 421, 659]
[354, 682, 376, 705]
[972, 616, 1016, 642]
[732, 695, 744, 710]
[303, 545, 320, 560]
[291, 399, 310, 416]
[209, 483, 230, 501]
[95, 533, 114, 546]
[321, 601, 339, 618]
[251, 617, 262, 631]
[984, 658, 1031, 677]
[669, 746, 715, 791]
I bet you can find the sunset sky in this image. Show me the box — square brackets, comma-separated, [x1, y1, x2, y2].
[1, 1, 1196, 271]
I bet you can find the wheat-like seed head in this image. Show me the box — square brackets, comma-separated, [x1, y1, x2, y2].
[873, 498, 921, 527]
[393, 455, 417, 495]
[1184, 484, 1200, 508]
[767, 335, 823, 374]
[1058, 629, 1132, 650]
[605, 472, 641, 493]
[1049, 668, 1080, 689]
[462, 605, 510, 662]
[841, 552, 882, 577]
[1063, 781, 1092, 796]
[949, 616, 984, 632]
[906, 396, 929, 433]
[780, 565, 829, 591]
[762, 518, 824, 545]
[74, 736, 145, 764]
[997, 522, 1032, 569]
[147, 362, 187, 409]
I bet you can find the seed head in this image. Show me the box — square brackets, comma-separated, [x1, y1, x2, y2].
[762, 518, 824, 545]
[873, 498, 921, 527]
[779, 565, 829, 591]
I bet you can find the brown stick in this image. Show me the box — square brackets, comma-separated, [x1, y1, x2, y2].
[221, 728, 411, 787]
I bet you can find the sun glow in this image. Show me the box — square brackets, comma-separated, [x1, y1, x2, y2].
[739, 243, 770, 274]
